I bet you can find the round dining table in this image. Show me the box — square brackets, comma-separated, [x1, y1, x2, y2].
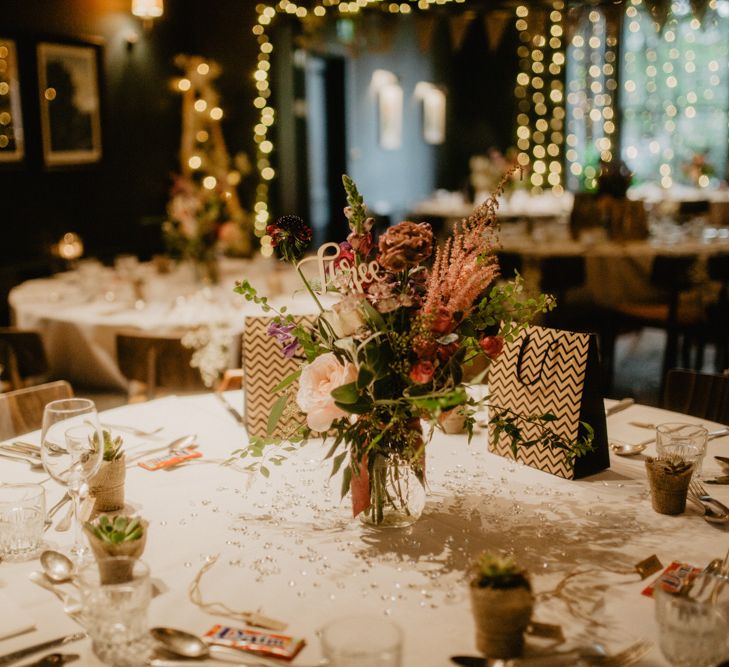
[0, 392, 726, 666]
[8, 257, 303, 391]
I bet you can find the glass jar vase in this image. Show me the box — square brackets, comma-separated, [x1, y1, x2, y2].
[360, 454, 425, 528]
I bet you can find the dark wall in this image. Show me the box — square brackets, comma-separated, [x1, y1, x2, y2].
[0, 0, 260, 323]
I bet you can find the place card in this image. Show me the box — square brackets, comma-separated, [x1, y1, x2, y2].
[634, 554, 663, 580]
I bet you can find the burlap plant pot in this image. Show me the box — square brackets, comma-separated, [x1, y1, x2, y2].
[438, 406, 468, 435]
[645, 458, 694, 516]
[469, 584, 534, 659]
[88, 456, 126, 513]
[84, 519, 148, 584]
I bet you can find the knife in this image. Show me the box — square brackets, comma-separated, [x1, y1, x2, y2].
[605, 398, 635, 417]
[214, 392, 245, 425]
[26, 653, 79, 666]
[0, 633, 85, 666]
[705, 476, 729, 485]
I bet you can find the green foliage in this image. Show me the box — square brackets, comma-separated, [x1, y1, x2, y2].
[91, 430, 124, 462]
[342, 174, 368, 234]
[472, 553, 531, 590]
[85, 515, 144, 545]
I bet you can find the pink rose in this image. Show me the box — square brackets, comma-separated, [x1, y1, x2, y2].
[409, 360, 435, 384]
[296, 353, 357, 432]
[479, 335, 504, 359]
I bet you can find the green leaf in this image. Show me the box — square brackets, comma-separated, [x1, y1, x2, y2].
[340, 464, 352, 499]
[334, 397, 373, 414]
[330, 451, 347, 478]
[331, 381, 359, 404]
[356, 366, 375, 389]
[267, 394, 288, 436]
[272, 369, 301, 393]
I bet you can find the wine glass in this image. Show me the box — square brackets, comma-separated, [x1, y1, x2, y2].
[40, 398, 103, 562]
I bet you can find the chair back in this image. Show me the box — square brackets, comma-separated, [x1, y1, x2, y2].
[116, 332, 206, 399]
[539, 255, 586, 304]
[0, 380, 74, 440]
[664, 369, 729, 424]
[0, 328, 49, 390]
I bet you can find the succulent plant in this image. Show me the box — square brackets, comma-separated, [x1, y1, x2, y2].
[86, 515, 144, 545]
[647, 455, 693, 476]
[472, 553, 531, 590]
[91, 430, 124, 462]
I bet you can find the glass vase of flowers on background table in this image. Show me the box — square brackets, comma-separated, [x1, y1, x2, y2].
[234, 173, 592, 527]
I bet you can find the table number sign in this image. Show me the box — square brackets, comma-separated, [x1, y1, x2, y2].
[487, 325, 609, 479]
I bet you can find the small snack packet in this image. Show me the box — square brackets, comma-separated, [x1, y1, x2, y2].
[138, 447, 202, 471]
[204, 624, 306, 661]
[641, 561, 701, 597]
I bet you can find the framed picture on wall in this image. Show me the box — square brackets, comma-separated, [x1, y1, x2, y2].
[37, 40, 102, 167]
[0, 38, 25, 163]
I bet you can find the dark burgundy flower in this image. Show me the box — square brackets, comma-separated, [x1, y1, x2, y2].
[437, 342, 458, 362]
[410, 360, 435, 384]
[479, 335, 504, 359]
[431, 308, 454, 335]
[267, 214, 313, 262]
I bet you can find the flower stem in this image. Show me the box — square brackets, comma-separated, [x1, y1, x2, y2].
[296, 265, 325, 313]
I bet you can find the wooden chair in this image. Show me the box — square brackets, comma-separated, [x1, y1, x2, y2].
[663, 369, 729, 423]
[699, 252, 729, 372]
[116, 332, 206, 401]
[0, 380, 74, 440]
[601, 254, 702, 395]
[0, 328, 49, 391]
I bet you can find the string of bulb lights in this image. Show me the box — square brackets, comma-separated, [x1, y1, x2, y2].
[248, 0, 729, 255]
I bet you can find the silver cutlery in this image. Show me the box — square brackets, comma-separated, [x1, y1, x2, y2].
[689, 479, 729, 516]
[44, 494, 71, 532]
[214, 392, 245, 425]
[28, 572, 81, 615]
[126, 434, 197, 465]
[605, 398, 634, 417]
[0, 451, 44, 471]
[450, 640, 651, 667]
[0, 443, 41, 459]
[0, 632, 85, 666]
[705, 475, 729, 485]
[26, 652, 79, 666]
[102, 423, 164, 437]
[614, 427, 729, 453]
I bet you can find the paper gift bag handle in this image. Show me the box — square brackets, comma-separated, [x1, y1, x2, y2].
[516, 333, 559, 386]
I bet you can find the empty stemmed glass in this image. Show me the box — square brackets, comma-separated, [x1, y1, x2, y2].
[40, 398, 103, 562]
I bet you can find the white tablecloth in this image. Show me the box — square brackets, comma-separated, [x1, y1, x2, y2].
[0, 394, 727, 665]
[8, 258, 307, 390]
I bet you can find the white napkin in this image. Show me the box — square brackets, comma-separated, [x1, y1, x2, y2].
[0, 591, 36, 639]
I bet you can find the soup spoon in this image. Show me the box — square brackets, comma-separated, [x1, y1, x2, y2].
[40, 549, 75, 584]
[609, 441, 647, 456]
[149, 627, 318, 667]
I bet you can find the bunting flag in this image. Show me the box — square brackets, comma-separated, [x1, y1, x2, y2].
[644, 0, 671, 30]
[366, 12, 399, 53]
[414, 13, 438, 53]
[690, 0, 710, 22]
[564, 6, 584, 43]
[449, 11, 475, 52]
[485, 10, 512, 52]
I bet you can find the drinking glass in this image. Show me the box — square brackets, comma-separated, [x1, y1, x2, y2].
[40, 398, 103, 562]
[78, 556, 152, 666]
[0, 483, 45, 561]
[656, 423, 708, 477]
[320, 615, 402, 667]
[655, 577, 729, 666]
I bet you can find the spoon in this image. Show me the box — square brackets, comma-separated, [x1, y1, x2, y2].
[715, 455, 729, 471]
[610, 440, 647, 456]
[0, 451, 45, 471]
[40, 550, 75, 583]
[150, 627, 314, 666]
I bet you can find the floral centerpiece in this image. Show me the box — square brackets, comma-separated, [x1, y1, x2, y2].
[234, 173, 592, 527]
[163, 175, 250, 283]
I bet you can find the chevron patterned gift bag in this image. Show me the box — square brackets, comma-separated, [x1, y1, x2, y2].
[487, 325, 609, 479]
[242, 315, 315, 438]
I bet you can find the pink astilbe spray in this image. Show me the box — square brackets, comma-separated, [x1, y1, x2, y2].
[420, 168, 520, 327]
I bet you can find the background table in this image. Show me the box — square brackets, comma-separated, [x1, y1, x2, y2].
[8, 258, 306, 390]
[0, 393, 727, 665]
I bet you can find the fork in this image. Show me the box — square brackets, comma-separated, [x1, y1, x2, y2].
[0, 451, 44, 471]
[102, 423, 164, 437]
[689, 479, 729, 516]
[593, 641, 652, 667]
